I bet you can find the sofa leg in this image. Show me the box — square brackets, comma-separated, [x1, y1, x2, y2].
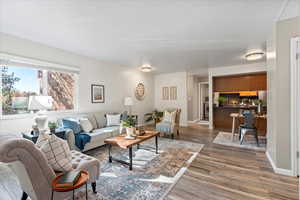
[172, 134, 174, 139]
[91, 182, 97, 193]
[21, 192, 28, 200]
[177, 129, 179, 136]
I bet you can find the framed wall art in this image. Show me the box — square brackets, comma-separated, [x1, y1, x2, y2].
[170, 86, 177, 100]
[162, 87, 169, 100]
[91, 84, 105, 103]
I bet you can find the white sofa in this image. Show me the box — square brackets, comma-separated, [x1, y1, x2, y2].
[56, 111, 124, 152]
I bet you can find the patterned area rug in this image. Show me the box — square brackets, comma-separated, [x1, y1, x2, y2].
[85, 137, 204, 200]
[213, 132, 266, 151]
[0, 138, 203, 200]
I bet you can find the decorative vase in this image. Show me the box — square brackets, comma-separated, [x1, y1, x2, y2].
[126, 127, 134, 137]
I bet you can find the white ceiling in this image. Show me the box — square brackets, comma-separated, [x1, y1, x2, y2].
[0, 0, 290, 74]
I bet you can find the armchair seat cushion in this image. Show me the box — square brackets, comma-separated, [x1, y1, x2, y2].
[156, 122, 174, 134]
[71, 150, 100, 182]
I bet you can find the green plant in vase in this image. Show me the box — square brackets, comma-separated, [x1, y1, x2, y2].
[218, 96, 227, 106]
[48, 121, 57, 134]
[122, 117, 136, 138]
[144, 110, 163, 126]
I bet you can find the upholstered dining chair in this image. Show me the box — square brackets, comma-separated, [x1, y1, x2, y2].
[156, 108, 181, 139]
[0, 132, 100, 200]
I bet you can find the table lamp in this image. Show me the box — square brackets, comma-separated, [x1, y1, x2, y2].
[28, 96, 53, 133]
[124, 97, 134, 116]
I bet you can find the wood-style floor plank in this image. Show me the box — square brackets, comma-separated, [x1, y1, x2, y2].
[165, 123, 299, 200]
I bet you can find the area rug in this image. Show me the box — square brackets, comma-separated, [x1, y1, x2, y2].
[84, 137, 204, 200]
[0, 138, 203, 200]
[213, 131, 266, 151]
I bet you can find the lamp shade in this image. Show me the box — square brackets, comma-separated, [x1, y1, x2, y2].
[28, 96, 53, 111]
[124, 97, 134, 106]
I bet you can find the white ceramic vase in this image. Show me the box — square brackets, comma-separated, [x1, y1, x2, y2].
[126, 127, 134, 137]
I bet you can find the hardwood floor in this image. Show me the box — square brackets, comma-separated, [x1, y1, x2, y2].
[165, 123, 299, 200]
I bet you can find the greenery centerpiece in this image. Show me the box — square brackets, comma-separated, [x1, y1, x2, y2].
[218, 96, 228, 107]
[48, 121, 57, 134]
[144, 110, 163, 126]
[121, 117, 136, 138]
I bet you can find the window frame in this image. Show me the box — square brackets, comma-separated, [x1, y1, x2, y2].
[0, 53, 79, 120]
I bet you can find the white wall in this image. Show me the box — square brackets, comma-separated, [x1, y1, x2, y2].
[208, 62, 267, 129]
[154, 72, 188, 126]
[266, 17, 299, 175]
[0, 33, 155, 133]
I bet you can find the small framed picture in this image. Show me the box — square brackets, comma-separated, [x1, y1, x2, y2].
[91, 84, 105, 103]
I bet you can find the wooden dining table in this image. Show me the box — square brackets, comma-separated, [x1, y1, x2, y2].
[230, 113, 267, 141]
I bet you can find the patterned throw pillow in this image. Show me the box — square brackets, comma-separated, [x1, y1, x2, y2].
[162, 111, 176, 123]
[106, 114, 121, 126]
[36, 134, 73, 172]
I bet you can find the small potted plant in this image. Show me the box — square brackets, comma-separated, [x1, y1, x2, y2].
[144, 110, 163, 126]
[218, 96, 227, 107]
[121, 117, 136, 139]
[48, 121, 57, 134]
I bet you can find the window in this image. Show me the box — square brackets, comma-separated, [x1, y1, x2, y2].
[1, 65, 76, 115]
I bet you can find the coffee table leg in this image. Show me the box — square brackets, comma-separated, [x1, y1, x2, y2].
[73, 189, 75, 200]
[108, 144, 112, 163]
[137, 144, 140, 149]
[155, 135, 158, 154]
[129, 147, 133, 170]
[51, 190, 53, 200]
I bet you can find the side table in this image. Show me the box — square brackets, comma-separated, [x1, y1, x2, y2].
[22, 128, 66, 144]
[51, 170, 89, 200]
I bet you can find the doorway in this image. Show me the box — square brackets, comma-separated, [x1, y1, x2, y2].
[198, 82, 209, 124]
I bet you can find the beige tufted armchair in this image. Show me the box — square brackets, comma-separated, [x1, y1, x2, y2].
[0, 132, 100, 200]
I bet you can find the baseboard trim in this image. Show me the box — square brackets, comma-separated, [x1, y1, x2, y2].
[266, 151, 294, 176]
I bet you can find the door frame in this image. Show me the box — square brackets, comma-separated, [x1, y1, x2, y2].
[290, 36, 300, 176]
[198, 82, 209, 122]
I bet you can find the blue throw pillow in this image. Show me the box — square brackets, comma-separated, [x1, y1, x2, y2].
[62, 119, 82, 134]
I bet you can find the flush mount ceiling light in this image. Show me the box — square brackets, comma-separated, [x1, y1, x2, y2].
[245, 51, 265, 61]
[140, 64, 152, 72]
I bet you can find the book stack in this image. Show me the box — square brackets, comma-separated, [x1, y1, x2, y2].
[56, 171, 81, 187]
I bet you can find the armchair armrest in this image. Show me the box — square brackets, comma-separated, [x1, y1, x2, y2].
[62, 128, 77, 150]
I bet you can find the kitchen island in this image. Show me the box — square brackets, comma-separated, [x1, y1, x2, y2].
[213, 105, 267, 136]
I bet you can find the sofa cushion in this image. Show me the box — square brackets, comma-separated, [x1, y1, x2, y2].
[93, 112, 106, 128]
[36, 134, 73, 172]
[90, 126, 119, 141]
[87, 114, 98, 130]
[79, 118, 93, 133]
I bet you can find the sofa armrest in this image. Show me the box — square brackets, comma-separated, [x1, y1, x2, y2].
[63, 128, 77, 150]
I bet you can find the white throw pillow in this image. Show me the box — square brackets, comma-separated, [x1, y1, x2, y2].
[80, 118, 93, 133]
[106, 114, 121, 126]
[36, 134, 73, 172]
[162, 111, 176, 123]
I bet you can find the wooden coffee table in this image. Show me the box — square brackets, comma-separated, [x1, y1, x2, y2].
[104, 130, 160, 170]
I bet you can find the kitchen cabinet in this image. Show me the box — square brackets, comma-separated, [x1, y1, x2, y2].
[213, 73, 266, 92]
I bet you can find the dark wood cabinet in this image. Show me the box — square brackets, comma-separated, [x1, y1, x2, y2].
[213, 73, 266, 92]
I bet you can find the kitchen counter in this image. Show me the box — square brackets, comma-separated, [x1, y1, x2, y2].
[213, 105, 267, 136]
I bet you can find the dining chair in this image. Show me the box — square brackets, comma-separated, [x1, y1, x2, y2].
[239, 110, 259, 146]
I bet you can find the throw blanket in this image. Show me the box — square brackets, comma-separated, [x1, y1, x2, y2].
[74, 133, 91, 151]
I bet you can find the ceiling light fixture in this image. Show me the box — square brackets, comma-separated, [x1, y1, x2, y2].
[245, 51, 264, 61]
[140, 64, 152, 72]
